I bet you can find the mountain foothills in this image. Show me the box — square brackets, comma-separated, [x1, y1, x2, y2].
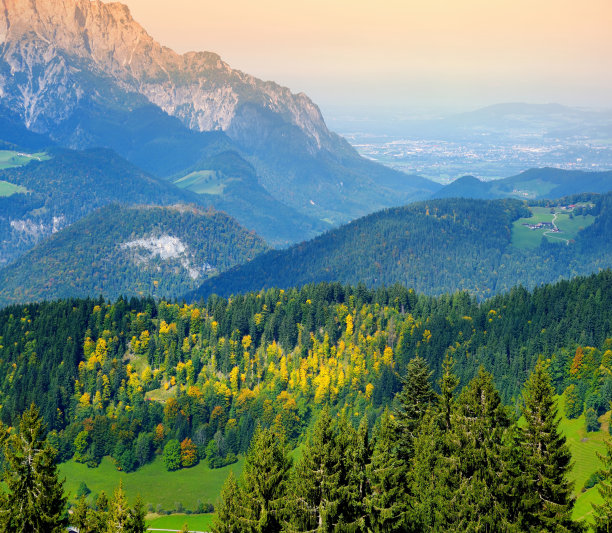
[0, 0, 440, 239]
[433, 168, 612, 201]
[191, 192, 612, 300]
[0, 148, 197, 266]
[0, 204, 268, 306]
[0, 272, 612, 529]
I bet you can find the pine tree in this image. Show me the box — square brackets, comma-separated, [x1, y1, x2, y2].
[106, 480, 130, 533]
[287, 407, 353, 532]
[0, 404, 67, 533]
[126, 494, 147, 533]
[237, 425, 292, 533]
[395, 356, 436, 460]
[593, 437, 612, 532]
[367, 409, 409, 532]
[212, 471, 242, 533]
[347, 416, 372, 531]
[518, 359, 583, 532]
[71, 495, 92, 533]
[445, 367, 514, 531]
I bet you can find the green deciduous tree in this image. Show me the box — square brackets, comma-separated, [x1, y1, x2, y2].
[163, 439, 181, 471]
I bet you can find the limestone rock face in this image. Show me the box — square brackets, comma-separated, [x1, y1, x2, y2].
[0, 0, 335, 152]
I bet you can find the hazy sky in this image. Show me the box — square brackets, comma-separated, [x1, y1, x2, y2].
[122, 0, 612, 112]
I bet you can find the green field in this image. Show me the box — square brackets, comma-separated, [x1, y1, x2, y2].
[555, 393, 609, 524]
[0, 180, 26, 197]
[60, 455, 243, 511]
[512, 206, 595, 249]
[147, 512, 214, 532]
[173, 170, 231, 195]
[0, 150, 48, 170]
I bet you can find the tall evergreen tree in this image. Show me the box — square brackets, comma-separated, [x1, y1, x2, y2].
[518, 359, 583, 532]
[395, 356, 436, 459]
[445, 367, 515, 531]
[0, 404, 67, 533]
[287, 408, 354, 532]
[367, 409, 409, 532]
[237, 425, 292, 533]
[106, 480, 130, 533]
[212, 471, 242, 533]
[593, 437, 612, 532]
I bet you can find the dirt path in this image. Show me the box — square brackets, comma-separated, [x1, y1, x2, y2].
[543, 212, 570, 245]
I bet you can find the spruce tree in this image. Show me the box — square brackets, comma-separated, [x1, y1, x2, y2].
[445, 367, 514, 531]
[395, 356, 436, 459]
[519, 359, 582, 532]
[72, 495, 93, 533]
[212, 471, 242, 533]
[367, 409, 409, 532]
[593, 437, 612, 532]
[0, 404, 67, 533]
[106, 480, 130, 533]
[126, 494, 147, 533]
[237, 425, 292, 533]
[287, 407, 353, 532]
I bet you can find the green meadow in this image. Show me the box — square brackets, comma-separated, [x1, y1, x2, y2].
[147, 512, 214, 532]
[0, 180, 26, 197]
[0, 150, 48, 170]
[512, 206, 595, 249]
[173, 170, 231, 195]
[60, 455, 243, 511]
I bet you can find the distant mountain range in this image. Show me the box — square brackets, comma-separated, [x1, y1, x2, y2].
[189, 193, 612, 301]
[432, 168, 612, 200]
[0, 204, 268, 306]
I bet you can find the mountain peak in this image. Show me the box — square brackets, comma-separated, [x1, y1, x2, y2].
[0, 0, 334, 148]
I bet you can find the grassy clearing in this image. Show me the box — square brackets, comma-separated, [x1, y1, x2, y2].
[60, 454, 243, 511]
[147, 512, 214, 531]
[173, 170, 230, 195]
[555, 393, 609, 523]
[512, 206, 595, 249]
[0, 180, 27, 197]
[0, 150, 48, 169]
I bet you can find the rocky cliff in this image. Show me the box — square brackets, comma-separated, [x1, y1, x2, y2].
[0, 0, 337, 153]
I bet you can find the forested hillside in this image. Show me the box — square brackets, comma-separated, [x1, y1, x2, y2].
[0, 204, 268, 306]
[0, 148, 197, 266]
[192, 193, 612, 300]
[0, 271, 610, 477]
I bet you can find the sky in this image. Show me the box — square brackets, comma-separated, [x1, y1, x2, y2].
[122, 0, 612, 113]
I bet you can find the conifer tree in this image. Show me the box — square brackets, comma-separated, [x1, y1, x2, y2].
[72, 495, 92, 533]
[367, 409, 409, 532]
[106, 480, 130, 533]
[0, 404, 67, 533]
[212, 471, 242, 533]
[518, 359, 582, 532]
[592, 437, 612, 532]
[348, 416, 372, 530]
[126, 494, 147, 533]
[395, 356, 436, 459]
[287, 407, 353, 532]
[446, 367, 514, 530]
[237, 425, 292, 532]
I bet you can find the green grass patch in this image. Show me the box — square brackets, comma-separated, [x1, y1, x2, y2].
[555, 393, 609, 524]
[147, 512, 214, 531]
[60, 454, 243, 511]
[0, 180, 27, 197]
[173, 170, 231, 195]
[0, 150, 48, 170]
[512, 206, 596, 249]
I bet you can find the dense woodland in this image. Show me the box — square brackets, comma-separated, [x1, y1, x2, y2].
[0, 204, 268, 305]
[0, 271, 610, 479]
[0, 148, 196, 265]
[193, 193, 612, 301]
